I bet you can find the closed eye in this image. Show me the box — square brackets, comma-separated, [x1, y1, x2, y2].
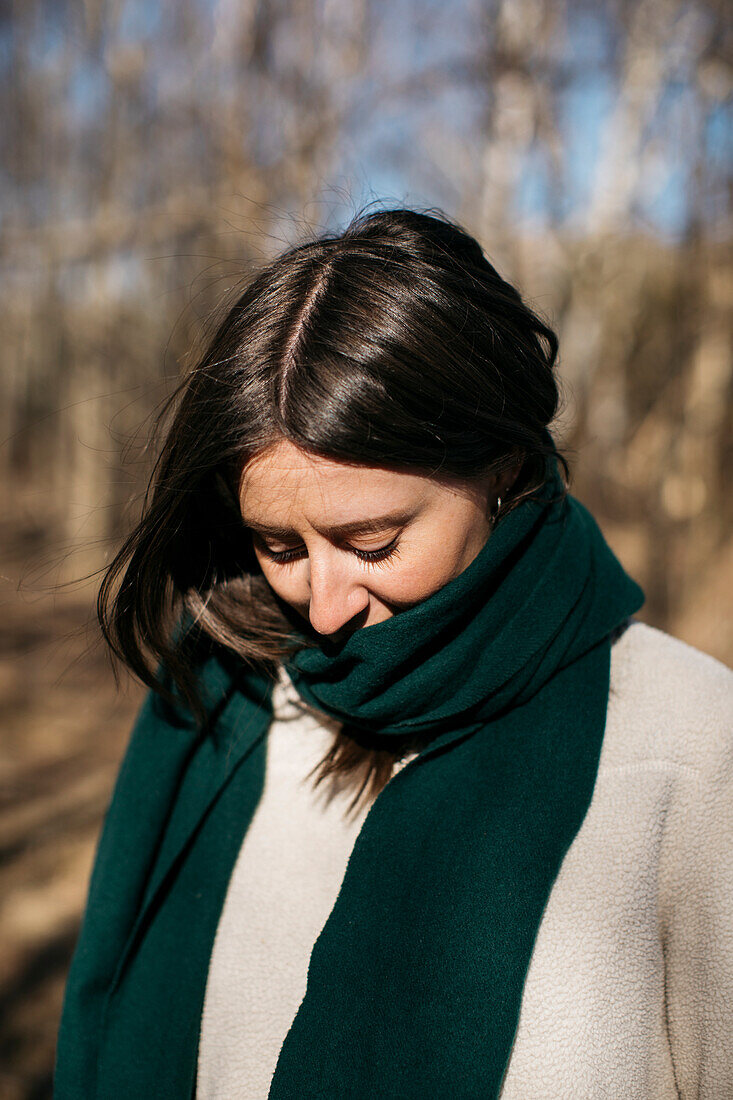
[255, 534, 401, 568]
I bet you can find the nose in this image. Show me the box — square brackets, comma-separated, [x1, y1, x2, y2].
[307, 552, 370, 638]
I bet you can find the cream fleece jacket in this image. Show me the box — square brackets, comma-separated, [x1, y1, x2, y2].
[197, 621, 733, 1098]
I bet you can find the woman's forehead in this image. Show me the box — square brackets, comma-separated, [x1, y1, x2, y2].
[238, 441, 444, 528]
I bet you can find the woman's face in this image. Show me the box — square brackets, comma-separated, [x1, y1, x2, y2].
[239, 440, 515, 643]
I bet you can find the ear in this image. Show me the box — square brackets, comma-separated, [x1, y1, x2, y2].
[492, 460, 522, 502]
[478, 457, 523, 521]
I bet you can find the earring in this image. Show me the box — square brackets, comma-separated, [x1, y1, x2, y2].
[491, 495, 502, 524]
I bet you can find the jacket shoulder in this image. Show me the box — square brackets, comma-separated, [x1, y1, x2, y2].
[602, 620, 733, 774]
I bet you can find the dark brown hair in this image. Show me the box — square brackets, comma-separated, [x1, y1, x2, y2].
[98, 205, 570, 811]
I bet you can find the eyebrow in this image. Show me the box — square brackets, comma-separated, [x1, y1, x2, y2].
[243, 508, 418, 540]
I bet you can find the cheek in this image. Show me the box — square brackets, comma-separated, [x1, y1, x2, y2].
[256, 559, 304, 601]
[251, 547, 281, 587]
[381, 556, 459, 602]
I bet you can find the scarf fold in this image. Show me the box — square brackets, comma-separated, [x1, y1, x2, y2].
[54, 446, 644, 1099]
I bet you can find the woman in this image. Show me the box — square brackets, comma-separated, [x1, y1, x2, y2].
[54, 208, 732, 1098]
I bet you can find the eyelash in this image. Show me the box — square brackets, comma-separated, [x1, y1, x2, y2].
[258, 536, 402, 569]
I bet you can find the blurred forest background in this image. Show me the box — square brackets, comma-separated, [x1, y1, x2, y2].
[1, 0, 731, 1094]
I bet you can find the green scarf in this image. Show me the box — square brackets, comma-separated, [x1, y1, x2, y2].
[54, 451, 644, 1098]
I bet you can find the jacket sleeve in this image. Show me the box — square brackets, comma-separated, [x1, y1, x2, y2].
[659, 660, 733, 1097]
